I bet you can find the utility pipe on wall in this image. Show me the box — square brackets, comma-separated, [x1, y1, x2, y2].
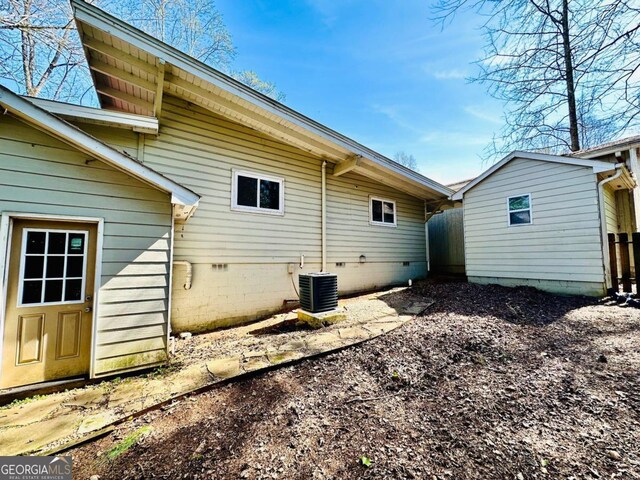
[597, 164, 623, 289]
[173, 260, 193, 290]
[321, 160, 327, 272]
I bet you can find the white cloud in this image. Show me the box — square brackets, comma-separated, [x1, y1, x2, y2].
[464, 105, 502, 124]
[420, 130, 489, 147]
[431, 69, 468, 80]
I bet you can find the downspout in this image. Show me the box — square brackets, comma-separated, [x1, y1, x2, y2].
[173, 260, 193, 290]
[321, 160, 327, 272]
[598, 164, 624, 289]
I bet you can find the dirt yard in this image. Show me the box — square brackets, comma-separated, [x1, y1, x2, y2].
[70, 280, 640, 479]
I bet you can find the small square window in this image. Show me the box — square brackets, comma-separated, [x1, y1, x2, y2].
[508, 194, 532, 226]
[232, 170, 284, 215]
[370, 197, 397, 227]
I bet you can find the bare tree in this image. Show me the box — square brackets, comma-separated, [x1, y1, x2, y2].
[0, 0, 92, 101]
[0, 0, 284, 103]
[394, 151, 419, 171]
[435, 0, 640, 155]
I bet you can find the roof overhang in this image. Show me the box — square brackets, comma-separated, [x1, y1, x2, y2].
[70, 0, 453, 201]
[451, 150, 618, 201]
[0, 85, 199, 219]
[24, 96, 158, 134]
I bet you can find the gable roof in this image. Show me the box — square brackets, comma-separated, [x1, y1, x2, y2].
[70, 0, 453, 201]
[451, 150, 617, 201]
[0, 84, 200, 215]
[571, 135, 640, 158]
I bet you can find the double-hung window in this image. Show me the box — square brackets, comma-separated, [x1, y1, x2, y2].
[507, 194, 532, 226]
[370, 197, 397, 227]
[231, 170, 284, 215]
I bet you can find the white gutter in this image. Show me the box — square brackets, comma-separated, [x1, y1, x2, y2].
[597, 164, 624, 289]
[321, 160, 327, 272]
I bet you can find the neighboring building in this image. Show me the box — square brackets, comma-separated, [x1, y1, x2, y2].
[0, 1, 452, 389]
[451, 151, 636, 296]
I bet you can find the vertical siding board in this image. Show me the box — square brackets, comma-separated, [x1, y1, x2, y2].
[428, 208, 465, 274]
[0, 116, 172, 377]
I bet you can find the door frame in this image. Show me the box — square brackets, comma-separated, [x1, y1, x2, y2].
[0, 212, 104, 383]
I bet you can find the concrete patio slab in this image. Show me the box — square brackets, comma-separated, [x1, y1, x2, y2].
[0, 288, 431, 456]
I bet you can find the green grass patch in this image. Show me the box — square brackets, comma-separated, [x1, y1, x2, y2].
[1, 394, 46, 410]
[106, 426, 153, 460]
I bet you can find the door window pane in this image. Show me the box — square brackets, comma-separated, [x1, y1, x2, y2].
[19, 229, 87, 306]
[68, 234, 85, 254]
[46, 256, 65, 278]
[66, 256, 84, 278]
[26, 232, 46, 254]
[64, 279, 83, 301]
[44, 280, 63, 303]
[259, 179, 280, 210]
[22, 281, 43, 304]
[24, 256, 44, 279]
[237, 175, 258, 207]
[48, 233, 66, 254]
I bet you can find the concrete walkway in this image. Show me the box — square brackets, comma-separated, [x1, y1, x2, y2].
[0, 288, 432, 456]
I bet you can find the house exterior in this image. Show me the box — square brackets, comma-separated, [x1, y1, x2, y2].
[450, 151, 636, 296]
[0, 1, 452, 389]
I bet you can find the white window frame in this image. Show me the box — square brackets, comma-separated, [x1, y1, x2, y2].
[231, 169, 285, 216]
[369, 196, 397, 227]
[507, 193, 533, 226]
[17, 228, 89, 307]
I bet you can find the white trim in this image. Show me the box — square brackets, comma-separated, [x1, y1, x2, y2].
[506, 193, 533, 227]
[16, 228, 88, 307]
[0, 213, 104, 383]
[23, 96, 159, 134]
[451, 150, 618, 201]
[231, 169, 285, 216]
[0, 85, 199, 209]
[166, 215, 175, 357]
[70, 0, 454, 199]
[369, 196, 398, 228]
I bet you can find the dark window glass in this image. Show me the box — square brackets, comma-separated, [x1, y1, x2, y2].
[24, 256, 44, 279]
[66, 256, 84, 278]
[68, 233, 85, 254]
[22, 280, 43, 304]
[259, 179, 280, 210]
[372, 200, 383, 222]
[383, 202, 395, 223]
[64, 279, 82, 301]
[46, 256, 64, 278]
[26, 232, 46, 254]
[510, 211, 531, 225]
[509, 195, 530, 211]
[48, 233, 66, 254]
[44, 280, 63, 303]
[237, 175, 258, 207]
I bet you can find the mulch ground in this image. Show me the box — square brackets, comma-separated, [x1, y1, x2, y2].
[70, 280, 640, 479]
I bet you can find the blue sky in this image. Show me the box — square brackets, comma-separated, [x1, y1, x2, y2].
[216, 0, 506, 185]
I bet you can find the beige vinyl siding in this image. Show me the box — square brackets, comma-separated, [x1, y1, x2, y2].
[0, 115, 172, 376]
[463, 157, 606, 295]
[326, 170, 426, 293]
[603, 184, 618, 233]
[135, 95, 425, 331]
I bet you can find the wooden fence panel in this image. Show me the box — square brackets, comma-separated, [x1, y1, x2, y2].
[427, 208, 465, 275]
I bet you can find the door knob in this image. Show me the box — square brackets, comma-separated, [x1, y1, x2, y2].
[84, 307, 92, 313]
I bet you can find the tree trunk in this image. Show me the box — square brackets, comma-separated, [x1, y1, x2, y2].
[561, 0, 580, 151]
